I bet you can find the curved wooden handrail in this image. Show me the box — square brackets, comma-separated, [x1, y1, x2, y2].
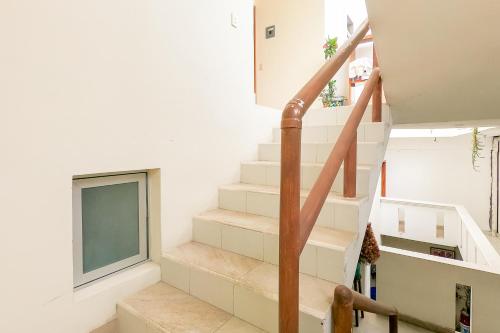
[281, 19, 369, 129]
[298, 68, 380, 251]
[334, 286, 399, 333]
[352, 290, 398, 316]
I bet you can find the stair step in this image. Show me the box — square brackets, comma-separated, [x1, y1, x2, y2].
[161, 242, 337, 333]
[272, 122, 389, 143]
[300, 104, 391, 126]
[240, 161, 375, 196]
[218, 183, 370, 234]
[258, 142, 383, 165]
[192, 209, 357, 283]
[117, 282, 264, 333]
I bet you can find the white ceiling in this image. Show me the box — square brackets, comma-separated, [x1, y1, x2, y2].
[365, 0, 500, 126]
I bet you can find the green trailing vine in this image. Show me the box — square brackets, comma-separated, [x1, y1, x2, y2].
[472, 128, 483, 171]
[321, 37, 344, 108]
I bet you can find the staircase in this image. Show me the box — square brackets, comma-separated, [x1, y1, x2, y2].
[116, 105, 392, 333]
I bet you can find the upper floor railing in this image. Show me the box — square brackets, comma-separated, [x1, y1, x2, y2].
[278, 19, 397, 333]
[379, 197, 500, 269]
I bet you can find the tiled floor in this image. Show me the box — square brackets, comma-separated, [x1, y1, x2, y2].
[354, 312, 433, 333]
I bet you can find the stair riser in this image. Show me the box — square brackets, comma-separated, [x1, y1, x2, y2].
[117, 305, 164, 333]
[258, 142, 382, 165]
[300, 105, 391, 126]
[241, 163, 374, 196]
[192, 218, 356, 283]
[161, 257, 328, 333]
[272, 123, 387, 143]
[218, 188, 370, 234]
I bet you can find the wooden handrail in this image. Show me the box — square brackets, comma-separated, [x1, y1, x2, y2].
[298, 68, 380, 252]
[334, 286, 399, 333]
[281, 19, 369, 128]
[278, 19, 394, 333]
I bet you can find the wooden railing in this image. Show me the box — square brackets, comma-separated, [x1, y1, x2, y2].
[279, 19, 397, 332]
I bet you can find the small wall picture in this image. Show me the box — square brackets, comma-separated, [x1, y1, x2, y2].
[430, 247, 455, 259]
[456, 284, 471, 332]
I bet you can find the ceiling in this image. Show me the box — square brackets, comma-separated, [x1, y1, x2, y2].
[365, 0, 500, 126]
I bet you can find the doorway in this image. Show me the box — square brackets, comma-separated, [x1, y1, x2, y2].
[492, 137, 500, 235]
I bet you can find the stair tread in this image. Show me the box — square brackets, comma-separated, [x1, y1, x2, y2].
[241, 160, 374, 170]
[196, 209, 357, 251]
[260, 141, 383, 146]
[163, 242, 337, 319]
[220, 183, 369, 204]
[118, 282, 264, 332]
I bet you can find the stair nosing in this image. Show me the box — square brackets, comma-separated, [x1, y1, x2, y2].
[162, 242, 336, 320]
[194, 209, 356, 251]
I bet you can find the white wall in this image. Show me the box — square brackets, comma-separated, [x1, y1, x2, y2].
[255, 0, 325, 109]
[383, 135, 492, 230]
[0, 1, 280, 332]
[255, 0, 350, 109]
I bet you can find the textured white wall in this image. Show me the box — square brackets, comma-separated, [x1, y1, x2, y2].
[0, 1, 280, 332]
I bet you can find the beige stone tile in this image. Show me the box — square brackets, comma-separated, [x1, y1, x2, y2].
[216, 317, 265, 333]
[221, 224, 264, 260]
[263, 233, 279, 265]
[301, 143, 318, 163]
[161, 257, 189, 293]
[238, 263, 336, 318]
[258, 143, 280, 161]
[302, 126, 328, 143]
[299, 244, 317, 277]
[190, 268, 234, 314]
[317, 246, 346, 283]
[246, 191, 279, 218]
[241, 163, 266, 185]
[90, 319, 118, 333]
[118, 282, 231, 333]
[334, 201, 359, 232]
[234, 284, 278, 333]
[265, 163, 280, 187]
[301, 163, 322, 191]
[219, 187, 246, 212]
[193, 218, 222, 248]
[163, 242, 261, 282]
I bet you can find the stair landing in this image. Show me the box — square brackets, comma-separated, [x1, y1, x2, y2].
[118, 282, 264, 333]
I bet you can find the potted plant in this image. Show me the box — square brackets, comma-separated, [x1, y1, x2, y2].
[320, 37, 346, 107]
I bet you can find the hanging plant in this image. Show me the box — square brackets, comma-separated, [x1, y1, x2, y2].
[321, 37, 344, 108]
[359, 223, 380, 264]
[472, 128, 483, 171]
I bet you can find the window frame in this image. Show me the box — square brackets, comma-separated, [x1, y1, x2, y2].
[72, 173, 148, 287]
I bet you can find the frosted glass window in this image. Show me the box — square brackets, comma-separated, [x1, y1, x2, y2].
[73, 173, 147, 287]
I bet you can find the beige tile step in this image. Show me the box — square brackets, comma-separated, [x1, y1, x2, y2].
[258, 141, 383, 165]
[218, 183, 370, 234]
[240, 161, 376, 196]
[272, 122, 389, 144]
[117, 282, 264, 333]
[192, 209, 357, 284]
[300, 104, 391, 126]
[161, 242, 338, 333]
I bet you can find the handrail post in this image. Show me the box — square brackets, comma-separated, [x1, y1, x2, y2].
[279, 102, 303, 333]
[343, 133, 357, 198]
[372, 45, 382, 122]
[389, 314, 399, 333]
[333, 286, 354, 333]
